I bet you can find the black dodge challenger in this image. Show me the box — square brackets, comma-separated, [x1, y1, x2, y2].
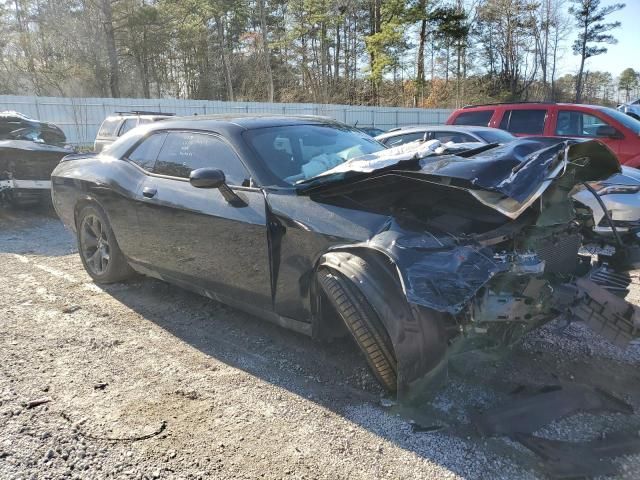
[51, 115, 640, 396]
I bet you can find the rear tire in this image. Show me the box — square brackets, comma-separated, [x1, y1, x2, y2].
[76, 204, 134, 283]
[318, 268, 398, 392]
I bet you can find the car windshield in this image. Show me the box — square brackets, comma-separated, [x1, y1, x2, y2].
[244, 124, 385, 185]
[473, 129, 516, 144]
[597, 107, 640, 135]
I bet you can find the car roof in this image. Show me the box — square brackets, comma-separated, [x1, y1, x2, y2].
[142, 114, 344, 133]
[375, 124, 499, 139]
[106, 114, 172, 120]
[459, 102, 611, 111]
[0, 110, 37, 122]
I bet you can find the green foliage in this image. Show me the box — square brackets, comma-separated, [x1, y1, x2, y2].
[618, 67, 639, 100]
[364, 0, 408, 83]
[570, 0, 625, 59]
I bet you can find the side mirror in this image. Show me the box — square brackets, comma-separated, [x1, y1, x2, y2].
[595, 125, 623, 139]
[189, 168, 225, 189]
[189, 167, 247, 207]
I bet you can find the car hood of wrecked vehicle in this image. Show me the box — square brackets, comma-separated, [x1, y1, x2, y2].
[295, 138, 621, 219]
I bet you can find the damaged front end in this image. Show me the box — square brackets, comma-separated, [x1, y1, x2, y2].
[302, 138, 640, 396]
[0, 140, 73, 205]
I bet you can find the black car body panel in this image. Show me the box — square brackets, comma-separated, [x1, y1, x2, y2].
[51, 115, 640, 395]
[0, 112, 72, 205]
[0, 140, 72, 180]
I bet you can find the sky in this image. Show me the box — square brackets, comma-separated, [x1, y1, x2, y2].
[558, 0, 639, 78]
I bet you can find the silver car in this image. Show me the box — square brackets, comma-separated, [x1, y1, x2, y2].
[574, 166, 640, 236]
[375, 125, 516, 147]
[94, 111, 173, 152]
[618, 99, 640, 120]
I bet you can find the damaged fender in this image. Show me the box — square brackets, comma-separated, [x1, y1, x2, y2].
[317, 249, 449, 394]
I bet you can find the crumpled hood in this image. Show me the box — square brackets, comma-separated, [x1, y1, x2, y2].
[298, 138, 621, 219]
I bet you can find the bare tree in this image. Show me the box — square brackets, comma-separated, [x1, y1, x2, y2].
[99, 0, 121, 97]
[256, 0, 274, 102]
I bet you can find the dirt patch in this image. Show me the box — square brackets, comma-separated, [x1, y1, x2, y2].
[1, 209, 639, 479]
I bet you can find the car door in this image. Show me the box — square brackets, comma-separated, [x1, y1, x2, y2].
[552, 109, 622, 155]
[134, 130, 272, 310]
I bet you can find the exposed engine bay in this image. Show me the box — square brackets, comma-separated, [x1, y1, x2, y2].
[301, 138, 640, 394]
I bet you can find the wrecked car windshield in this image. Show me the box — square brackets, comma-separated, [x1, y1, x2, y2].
[244, 124, 384, 185]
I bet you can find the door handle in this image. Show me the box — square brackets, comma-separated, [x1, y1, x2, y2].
[142, 187, 157, 198]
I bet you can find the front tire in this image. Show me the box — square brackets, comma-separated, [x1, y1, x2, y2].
[76, 204, 134, 283]
[318, 268, 398, 392]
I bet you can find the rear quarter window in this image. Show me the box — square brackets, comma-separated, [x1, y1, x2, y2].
[499, 109, 547, 134]
[98, 118, 120, 137]
[452, 110, 494, 126]
[382, 131, 425, 147]
[118, 118, 138, 136]
[127, 132, 167, 171]
[431, 131, 476, 143]
[473, 129, 516, 144]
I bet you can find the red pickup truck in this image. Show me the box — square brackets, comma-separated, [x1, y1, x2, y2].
[446, 102, 640, 167]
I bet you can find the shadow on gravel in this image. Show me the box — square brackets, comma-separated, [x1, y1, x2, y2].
[99, 274, 640, 478]
[11, 212, 640, 477]
[0, 207, 75, 256]
[100, 276, 504, 478]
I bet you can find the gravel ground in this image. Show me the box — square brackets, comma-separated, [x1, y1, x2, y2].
[1, 207, 640, 480]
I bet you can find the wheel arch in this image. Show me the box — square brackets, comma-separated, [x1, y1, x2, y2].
[311, 247, 449, 395]
[310, 247, 402, 340]
[74, 196, 97, 229]
[73, 196, 115, 233]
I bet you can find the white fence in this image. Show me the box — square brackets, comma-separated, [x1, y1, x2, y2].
[0, 95, 453, 146]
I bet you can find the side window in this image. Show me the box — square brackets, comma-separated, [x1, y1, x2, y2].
[98, 118, 120, 137]
[556, 111, 609, 137]
[499, 109, 547, 134]
[0, 116, 29, 137]
[383, 131, 425, 147]
[452, 110, 494, 126]
[126, 132, 167, 170]
[153, 132, 249, 185]
[0, 119, 16, 136]
[432, 131, 476, 143]
[118, 118, 138, 136]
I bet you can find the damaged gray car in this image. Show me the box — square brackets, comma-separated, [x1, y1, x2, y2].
[50, 116, 640, 397]
[1, 111, 73, 205]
